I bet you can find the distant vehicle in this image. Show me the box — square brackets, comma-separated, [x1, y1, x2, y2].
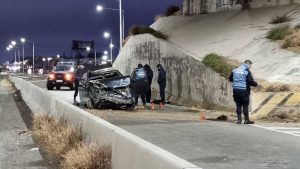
[47, 65, 76, 90]
[79, 67, 149, 110]
[57, 62, 75, 66]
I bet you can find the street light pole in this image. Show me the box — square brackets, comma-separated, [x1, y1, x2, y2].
[32, 41, 35, 74]
[22, 44, 24, 73]
[20, 38, 35, 74]
[94, 48, 97, 66]
[110, 38, 113, 63]
[14, 49, 17, 64]
[96, 2, 124, 50]
[119, 0, 122, 50]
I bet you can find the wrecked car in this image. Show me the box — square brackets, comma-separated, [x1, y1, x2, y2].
[79, 67, 148, 110]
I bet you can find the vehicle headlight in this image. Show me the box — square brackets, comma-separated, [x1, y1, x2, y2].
[49, 73, 55, 80]
[65, 74, 72, 81]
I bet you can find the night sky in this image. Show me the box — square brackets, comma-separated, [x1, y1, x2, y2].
[0, 0, 182, 63]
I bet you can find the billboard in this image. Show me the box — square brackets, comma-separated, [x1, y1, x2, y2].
[72, 40, 94, 51]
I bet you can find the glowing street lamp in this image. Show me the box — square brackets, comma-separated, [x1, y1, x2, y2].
[104, 32, 110, 39]
[20, 38, 26, 72]
[96, 1, 124, 50]
[110, 43, 114, 48]
[57, 54, 60, 58]
[86, 47, 91, 52]
[11, 41, 17, 46]
[20, 38, 26, 43]
[103, 55, 108, 61]
[104, 32, 113, 63]
[96, 5, 103, 12]
[104, 51, 108, 55]
[20, 37, 35, 74]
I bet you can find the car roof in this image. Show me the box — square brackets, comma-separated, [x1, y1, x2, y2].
[92, 67, 121, 74]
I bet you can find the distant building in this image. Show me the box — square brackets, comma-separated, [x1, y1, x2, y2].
[183, 0, 300, 15]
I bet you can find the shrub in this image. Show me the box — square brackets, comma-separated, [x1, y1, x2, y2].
[165, 6, 180, 16]
[270, 14, 291, 24]
[129, 26, 168, 40]
[282, 38, 292, 49]
[32, 114, 82, 158]
[264, 84, 291, 92]
[267, 25, 291, 40]
[32, 114, 112, 169]
[202, 53, 236, 78]
[61, 144, 112, 169]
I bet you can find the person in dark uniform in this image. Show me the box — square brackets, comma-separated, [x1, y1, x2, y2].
[229, 60, 258, 124]
[144, 64, 153, 103]
[74, 65, 85, 104]
[157, 64, 166, 104]
[132, 64, 147, 106]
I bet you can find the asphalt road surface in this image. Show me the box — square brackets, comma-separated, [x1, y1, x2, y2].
[30, 79, 300, 169]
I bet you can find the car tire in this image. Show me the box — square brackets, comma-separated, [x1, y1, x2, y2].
[86, 98, 95, 109]
[126, 104, 135, 111]
[47, 83, 54, 90]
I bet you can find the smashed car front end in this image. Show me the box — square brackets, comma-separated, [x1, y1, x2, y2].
[89, 77, 134, 108]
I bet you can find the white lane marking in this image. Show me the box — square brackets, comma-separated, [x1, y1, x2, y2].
[267, 127, 300, 130]
[30, 79, 47, 83]
[252, 125, 300, 137]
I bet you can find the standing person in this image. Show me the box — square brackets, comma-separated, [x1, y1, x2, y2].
[157, 64, 166, 104]
[229, 60, 258, 124]
[74, 65, 85, 104]
[144, 64, 153, 103]
[131, 64, 147, 106]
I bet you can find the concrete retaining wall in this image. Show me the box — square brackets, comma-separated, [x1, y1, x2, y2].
[113, 34, 234, 109]
[183, 0, 300, 15]
[11, 77, 201, 169]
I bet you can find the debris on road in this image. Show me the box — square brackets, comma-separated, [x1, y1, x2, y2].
[217, 115, 228, 121]
[30, 147, 40, 152]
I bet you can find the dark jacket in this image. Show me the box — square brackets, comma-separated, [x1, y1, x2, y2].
[75, 68, 85, 80]
[144, 65, 153, 85]
[229, 64, 257, 94]
[158, 67, 166, 85]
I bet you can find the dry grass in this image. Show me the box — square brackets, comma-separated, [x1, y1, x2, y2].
[274, 26, 300, 54]
[264, 84, 291, 92]
[129, 25, 168, 40]
[262, 108, 300, 123]
[254, 80, 300, 92]
[61, 144, 112, 169]
[32, 114, 82, 158]
[32, 114, 112, 169]
[165, 6, 180, 16]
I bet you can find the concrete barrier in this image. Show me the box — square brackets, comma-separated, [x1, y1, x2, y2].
[10, 77, 201, 169]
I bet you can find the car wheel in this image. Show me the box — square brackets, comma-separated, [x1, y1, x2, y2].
[126, 104, 135, 111]
[86, 98, 95, 109]
[47, 83, 54, 90]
